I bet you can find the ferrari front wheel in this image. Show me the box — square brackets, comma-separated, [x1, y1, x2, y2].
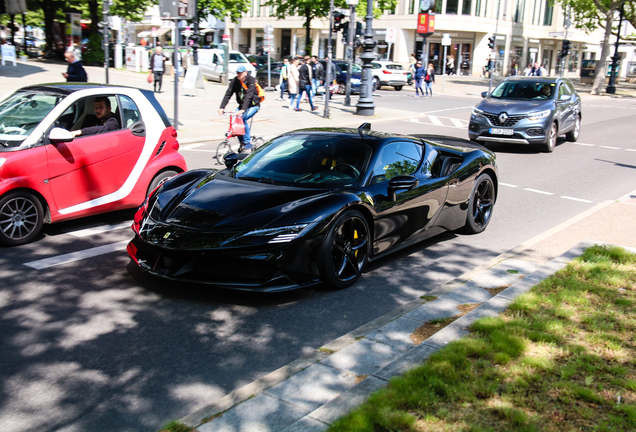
[463, 173, 495, 234]
[318, 210, 370, 289]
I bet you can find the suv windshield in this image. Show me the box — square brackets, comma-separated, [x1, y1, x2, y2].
[0, 91, 63, 148]
[233, 134, 372, 188]
[491, 81, 556, 100]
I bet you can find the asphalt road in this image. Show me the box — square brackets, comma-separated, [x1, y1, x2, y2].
[1, 89, 635, 432]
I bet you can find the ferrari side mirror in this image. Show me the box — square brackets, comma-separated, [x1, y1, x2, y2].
[223, 152, 239, 169]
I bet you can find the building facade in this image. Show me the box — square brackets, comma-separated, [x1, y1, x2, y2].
[224, 0, 635, 79]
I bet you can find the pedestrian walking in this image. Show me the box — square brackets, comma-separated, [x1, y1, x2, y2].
[311, 56, 324, 99]
[287, 57, 301, 109]
[295, 56, 317, 111]
[529, 62, 542, 76]
[424, 63, 435, 97]
[523, 63, 532, 76]
[278, 58, 289, 101]
[446, 55, 455, 75]
[218, 65, 261, 150]
[414, 61, 425, 96]
[408, 53, 417, 74]
[62, 51, 87, 82]
[149, 46, 169, 92]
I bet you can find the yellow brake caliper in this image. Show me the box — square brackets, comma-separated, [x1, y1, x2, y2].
[354, 229, 358, 258]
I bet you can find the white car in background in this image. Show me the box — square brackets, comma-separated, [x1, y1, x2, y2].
[370, 61, 408, 91]
[197, 49, 256, 82]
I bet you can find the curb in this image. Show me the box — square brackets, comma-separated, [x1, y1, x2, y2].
[179, 193, 629, 430]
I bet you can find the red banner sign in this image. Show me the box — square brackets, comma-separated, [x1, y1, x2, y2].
[417, 13, 435, 35]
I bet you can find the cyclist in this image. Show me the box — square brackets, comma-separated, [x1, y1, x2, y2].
[218, 65, 261, 150]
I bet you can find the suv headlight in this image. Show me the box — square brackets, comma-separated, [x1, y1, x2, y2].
[527, 109, 551, 121]
[471, 107, 484, 117]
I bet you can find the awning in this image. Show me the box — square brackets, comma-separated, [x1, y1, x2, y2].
[137, 27, 171, 38]
[154, 27, 172, 36]
[200, 28, 218, 34]
[137, 31, 151, 38]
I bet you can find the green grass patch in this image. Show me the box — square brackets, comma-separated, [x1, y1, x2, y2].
[327, 245, 636, 432]
[159, 420, 196, 432]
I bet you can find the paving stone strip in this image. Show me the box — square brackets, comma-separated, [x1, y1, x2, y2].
[182, 239, 636, 432]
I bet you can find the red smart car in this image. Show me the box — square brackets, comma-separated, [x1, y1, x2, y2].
[0, 84, 187, 246]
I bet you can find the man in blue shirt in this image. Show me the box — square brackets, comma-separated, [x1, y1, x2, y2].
[62, 51, 88, 82]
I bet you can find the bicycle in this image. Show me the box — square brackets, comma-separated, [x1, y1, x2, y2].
[215, 112, 264, 163]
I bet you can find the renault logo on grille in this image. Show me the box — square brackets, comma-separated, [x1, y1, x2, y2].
[498, 113, 509, 123]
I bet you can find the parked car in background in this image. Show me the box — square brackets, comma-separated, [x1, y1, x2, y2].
[255, 62, 282, 88]
[198, 49, 255, 82]
[319, 60, 376, 94]
[247, 54, 269, 70]
[468, 76, 581, 152]
[0, 84, 187, 246]
[370, 61, 408, 91]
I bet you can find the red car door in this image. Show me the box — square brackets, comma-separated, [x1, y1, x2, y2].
[45, 128, 145, 211]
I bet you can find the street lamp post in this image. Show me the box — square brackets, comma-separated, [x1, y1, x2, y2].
[344, 0, 358, 107]
[355, 0, 376, 116]
[324, 0, 335, 119]
[193, 0, 199, 65]
[606, 5, 624, 95]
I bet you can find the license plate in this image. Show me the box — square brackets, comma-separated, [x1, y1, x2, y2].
[489, 128, 514, 135]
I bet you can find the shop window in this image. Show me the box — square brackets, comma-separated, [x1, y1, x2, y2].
[475, 0, 481, 15]
[436, 0, 443, 13]
[462, 0, 472, 15]
[446, 0, 459, 14]
[409, 0, 416, 14]
[543, 2, 553, 25]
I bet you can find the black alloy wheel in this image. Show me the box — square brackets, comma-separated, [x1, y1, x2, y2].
[543, 122, 558, 152]
[394, 86, 403, 91]
[463, 173, 495, 234]
[319, 210, 370, 289]
[565, 115, 581, 142]
[373, 77, 381, 90]
[0, 191, 44, 246]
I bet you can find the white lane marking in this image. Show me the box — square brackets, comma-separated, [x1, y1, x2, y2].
[423, 106, 473, 114]
[499, 182, 519, 188]
[627, 149, 636, 152]
[449, 118, 466, 128]
[428, 115, 445, 127]
[180, 143, 207, 150]
[524, 188, 554, 195]
[600, 146, 620, 149]
[68, 222, 132, 237]
[561, 196, 593, 203]
[574, 143, 595, 146]
[24, 240, 129, 270]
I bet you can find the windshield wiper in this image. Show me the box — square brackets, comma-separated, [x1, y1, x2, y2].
[238, 176, 278, 184]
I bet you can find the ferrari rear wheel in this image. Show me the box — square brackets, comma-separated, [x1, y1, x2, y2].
[319, 210, 370, 289]
[0, 191, 44, 246]
[463, 173, 495, 234]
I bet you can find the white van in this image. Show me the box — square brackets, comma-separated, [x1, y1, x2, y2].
[197, 49, 256, 82]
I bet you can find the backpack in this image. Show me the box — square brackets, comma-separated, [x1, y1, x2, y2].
[241, 80, 265, 103]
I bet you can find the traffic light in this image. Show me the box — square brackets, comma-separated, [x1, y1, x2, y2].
[487, 36, 495, 50]
[561, 39, 571, 58]
[342, 21, 349, 43]
[355, 21, 363, 37]
[334, 13, 345, 31]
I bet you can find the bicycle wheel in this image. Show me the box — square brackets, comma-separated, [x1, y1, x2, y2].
[216, 140, 232, 162]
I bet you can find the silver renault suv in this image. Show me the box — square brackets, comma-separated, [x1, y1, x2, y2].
[468, 77, 581, 152]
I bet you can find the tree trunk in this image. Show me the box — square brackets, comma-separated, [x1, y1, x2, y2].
[592, 10, 615, 95]
[88, 0, 100, 33]
[304, 7, 312, 56]
[43, 0, 57, 58]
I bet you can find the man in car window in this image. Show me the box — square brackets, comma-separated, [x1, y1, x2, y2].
[71, 97, 120, 137]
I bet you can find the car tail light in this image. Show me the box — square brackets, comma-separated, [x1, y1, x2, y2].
[173, 140, 179, 150]
[403, 72, 407, 75]
[382, 70, 392, 74]
[127, 242, 139, 264]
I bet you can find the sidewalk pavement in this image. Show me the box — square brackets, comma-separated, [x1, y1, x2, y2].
[1, 59, 634, 146]
[177, 190, 636, 432]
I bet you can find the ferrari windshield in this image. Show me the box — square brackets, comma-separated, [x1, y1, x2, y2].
[491, 81, 556, 100]
[233, 134, 372, 188]
[0, 91, 63, 147]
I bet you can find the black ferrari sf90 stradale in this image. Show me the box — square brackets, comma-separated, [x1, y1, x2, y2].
[127, 125, 498, 292]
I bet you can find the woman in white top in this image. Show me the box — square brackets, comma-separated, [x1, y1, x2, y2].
[287, 57, 300, 109]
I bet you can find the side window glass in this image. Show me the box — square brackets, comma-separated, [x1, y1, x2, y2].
[370, 142, 422, 185]
[65, 96, 120, 134]
[57, 99, 83, 131]
[558, 84, 567, 99]
[118, 95, 141, 129]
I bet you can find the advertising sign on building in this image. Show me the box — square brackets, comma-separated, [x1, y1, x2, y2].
[417, 13, 435, 36]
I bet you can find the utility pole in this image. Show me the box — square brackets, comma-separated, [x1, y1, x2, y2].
[355, 0, 376, 116]
[488, 0, 501, 94]
[102, 0, 110, 83]
[324, 0, 334, 119]
[193, 0, 199, 65]
[344, 0, 358, 106]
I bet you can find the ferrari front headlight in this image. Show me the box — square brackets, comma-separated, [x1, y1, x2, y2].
[243, 224, 310, 243]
